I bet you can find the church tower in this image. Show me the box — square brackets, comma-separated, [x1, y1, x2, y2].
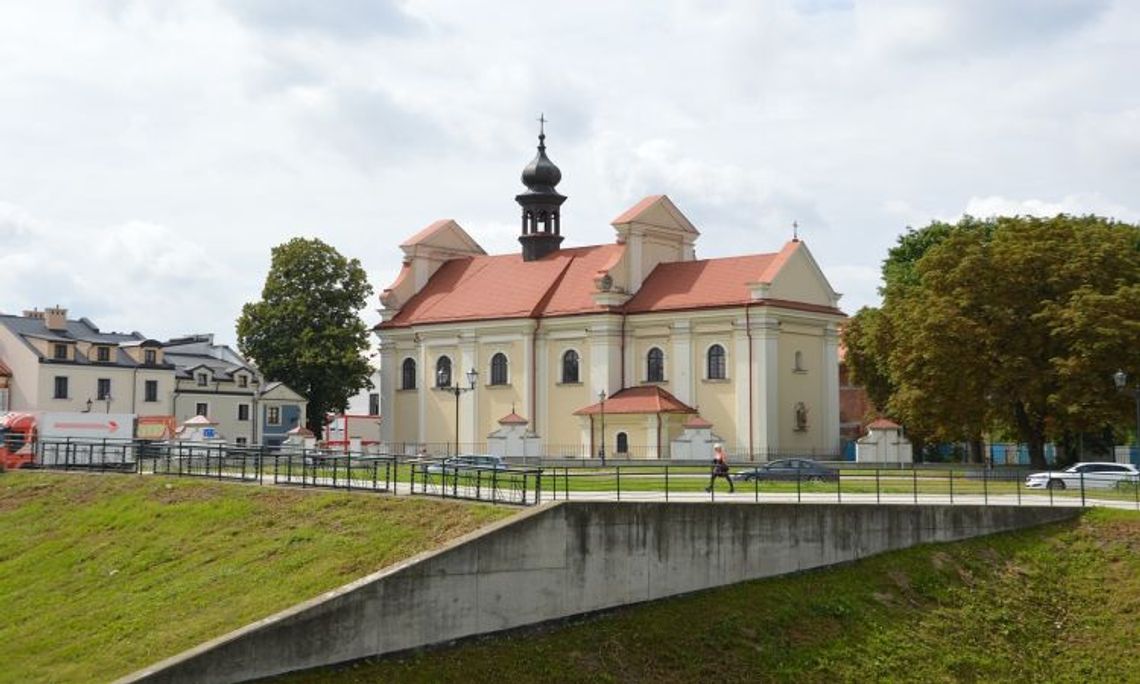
[516, 117, 566, 261]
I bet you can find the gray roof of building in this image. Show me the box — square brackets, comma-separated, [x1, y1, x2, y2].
[0, 313, 168, 368]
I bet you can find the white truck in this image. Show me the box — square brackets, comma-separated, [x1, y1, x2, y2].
[34, 412, 137, 467]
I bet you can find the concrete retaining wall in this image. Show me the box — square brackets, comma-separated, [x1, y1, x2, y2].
[122, 502, 1079, 683]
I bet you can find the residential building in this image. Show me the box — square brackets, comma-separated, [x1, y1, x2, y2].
[0, 307, 175, 416]
[163, 334, 307, 447]
[376, 130, 845, 459]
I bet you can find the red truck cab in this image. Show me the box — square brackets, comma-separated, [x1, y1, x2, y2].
[0, 412, 37, 470]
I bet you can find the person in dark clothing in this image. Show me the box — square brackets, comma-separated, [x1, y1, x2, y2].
[706, 444, 734, 493]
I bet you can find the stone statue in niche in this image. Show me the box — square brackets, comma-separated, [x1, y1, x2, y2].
[794, 402, 809, 432]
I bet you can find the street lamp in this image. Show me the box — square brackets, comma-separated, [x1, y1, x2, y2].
[1113, 370, 1140, 456]
[439, 366, 478, 457]
[598, 389, 606, 466]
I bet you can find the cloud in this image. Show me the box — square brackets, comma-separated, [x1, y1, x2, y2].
[225, 0, 421, 39]
[963, 194, 1140, 222]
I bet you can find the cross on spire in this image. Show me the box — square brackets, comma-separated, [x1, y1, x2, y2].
[537, 113, 547, 137]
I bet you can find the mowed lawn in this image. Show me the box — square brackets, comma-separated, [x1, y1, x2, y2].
[0, 471, 516, 683]
[286, 509, 1140, 684]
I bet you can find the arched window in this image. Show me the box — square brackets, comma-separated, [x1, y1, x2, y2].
[490, 353, 508, 385]
[401, 358, 417, 390]
[794, 350, 805, 372]
[646, 347, 664, 382]
[435, 356, 452, 388]
[561, 349, 579, 383]
[707, 344, 726, 380]
[616, 432, 629, 454]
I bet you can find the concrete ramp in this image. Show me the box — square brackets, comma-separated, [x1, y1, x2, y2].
[121, 502, 1079, 683]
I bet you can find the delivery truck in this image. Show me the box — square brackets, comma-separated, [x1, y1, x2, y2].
[0, 411, 137, 469]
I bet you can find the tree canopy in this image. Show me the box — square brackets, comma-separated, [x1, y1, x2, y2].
[845, 214, 1140, 467]
[237, 238, 374, 435]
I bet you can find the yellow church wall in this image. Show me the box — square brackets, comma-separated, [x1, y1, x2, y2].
[392, 389, 420, 445]
[631, 333, 671, 385]
[777, 328, 825, 452]
[423, 347, 459, 450]
[477, 340, 526, 439]
[546, 339, 590, 449]
[765, 248, 833, 307]
[692, 331, 736, 444]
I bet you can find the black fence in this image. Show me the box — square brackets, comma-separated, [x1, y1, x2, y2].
[408, 460, 543, 506]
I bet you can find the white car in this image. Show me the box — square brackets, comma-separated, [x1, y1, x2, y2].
[1024, 462, 1140, 490]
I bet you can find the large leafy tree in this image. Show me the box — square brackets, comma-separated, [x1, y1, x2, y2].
[237, 238, 374, 435]
[846, 215, 1140, 467]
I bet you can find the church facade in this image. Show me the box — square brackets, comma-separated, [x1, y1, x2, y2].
[376, 130, 845, 460]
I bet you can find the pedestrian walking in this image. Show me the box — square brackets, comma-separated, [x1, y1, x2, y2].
[706, 444, 734, 493]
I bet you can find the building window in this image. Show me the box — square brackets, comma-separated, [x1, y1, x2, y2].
[707, 344, 726, 380]
[235, 437, 248, 447]
[197, 372, 209, 386]
[144, 349, 157, 365]
[53, 344, 68, 360]
[144, 380, 158, 402]
[96, 346, 110, 362]
[616, 432, 629, 454]
[53, 376, 68, 399]
[368, 393, 380, 416]
[646, 347, 664, 382]
[267, 406, 280, 425]
[435, 356, 452, 388]
[490, 353, 508, 385]
[401, 358, 417, 390]
[97, 378, 111, 401]
[561, 350, 579, 384]
[195, 402, 208, 417]
[238, 404, 250, 421]
[794, 350, 806, 373]
[237, 375, 248, 388]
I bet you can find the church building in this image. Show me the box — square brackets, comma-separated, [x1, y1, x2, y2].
[376, 128, 845, 460]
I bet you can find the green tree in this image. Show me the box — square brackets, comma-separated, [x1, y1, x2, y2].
[237, 238, 374, 435]
[847, 215, 1140, 467]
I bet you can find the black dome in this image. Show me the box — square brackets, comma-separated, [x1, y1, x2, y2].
[520, 133, 562, 193]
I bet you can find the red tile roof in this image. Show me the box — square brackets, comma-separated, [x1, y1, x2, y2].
[381, 244, 624, 328]
[683, 415, 714, 429]
[498, 411, 529, 425]
[624, 253, 778, 313]
[866, 418, 901, 430]
[400, 219, 456, 247]
[611, 194, 665, 224]
[573, 386, 696, 416]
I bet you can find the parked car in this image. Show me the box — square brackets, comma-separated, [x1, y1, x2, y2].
[1024, 462, 1140, 490]
[733, 458, 839, 483]
[426, 454, 508, 474]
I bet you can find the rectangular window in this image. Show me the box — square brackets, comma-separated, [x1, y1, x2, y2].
[267, 406, 281, 425]
[53, 376, 68, 399]
[368, 393, 380, 416]
[144, 380, 158, 402]
[96, 346, 110, 362]
[195, 402, 208, 417]
[197, 373, 209, 386]
[238, 375, 248, 388]
[144, 349, 157, 365]
[235, 437, 248, 447]
[97, 378, 111, 401]
[53, 344, 68, 360]
[238, 404, 250, 421]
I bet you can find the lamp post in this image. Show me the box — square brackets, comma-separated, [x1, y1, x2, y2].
[1113, 370, 1140, 457]
[598, 389, 606, 466]
[439, 367, 478, 457]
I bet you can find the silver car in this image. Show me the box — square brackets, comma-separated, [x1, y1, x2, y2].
[1024, 462, 1140, 490]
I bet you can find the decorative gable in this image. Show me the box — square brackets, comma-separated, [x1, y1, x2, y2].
[381, 219, 487, 314]
[750, 240, 842, 308]
[610, 195, 698, 295]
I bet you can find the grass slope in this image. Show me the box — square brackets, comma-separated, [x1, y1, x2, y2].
[286, 509, 1140, 684]
[0, 472, 515, 683]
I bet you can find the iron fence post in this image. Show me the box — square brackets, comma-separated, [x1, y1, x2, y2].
[1080, 471, 1086, 507]
[912, 467, 917, 505]
[876, 469, 880, 505]
[492, 467, 498, 505]
[616, 466, 621, 502]
[949, 468, 954, 504]
[1017, 471, 1021, 506]
[796, 472, 801, 503]
[837, 470, 842, 504]
[535, 469, 542, 505]
[983, 466, 988, 506]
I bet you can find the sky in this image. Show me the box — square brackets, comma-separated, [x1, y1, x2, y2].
[1, 0, 1137, 349]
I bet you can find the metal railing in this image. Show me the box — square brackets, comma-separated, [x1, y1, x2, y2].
[408, 459, 543, 506]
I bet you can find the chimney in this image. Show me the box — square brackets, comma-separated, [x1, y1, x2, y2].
[22, 308, 44, 320]
[44, 306, 68, 331]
